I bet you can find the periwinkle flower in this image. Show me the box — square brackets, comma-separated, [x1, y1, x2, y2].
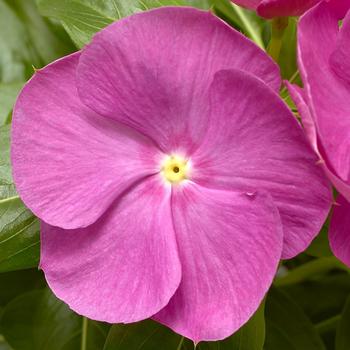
[287, 0, 350, 266]
[231, 0, 322, 18]
[11, 7, 331, 342]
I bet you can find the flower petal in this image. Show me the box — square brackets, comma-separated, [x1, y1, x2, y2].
[77, 7, 280, 154]
[287, 82, 350, 201]
[330, 10, 350, 83]
[40, 176, 181, 323]
[327, 0, 350, 19]
[11, 53, 160, 229]
[298, 2, 350, 184]
[257, 0, 321, 18]
[329, 195, 350, 267]
[191, 69, 332, 259]
[285, 82, 318, 152]
[154, 183, 282, 342]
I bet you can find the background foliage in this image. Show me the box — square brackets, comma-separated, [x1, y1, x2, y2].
[0, 0, 348, 349]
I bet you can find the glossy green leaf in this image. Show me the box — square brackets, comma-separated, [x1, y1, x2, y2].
[0, 269, 45, 307]
[335, 294, 350, 350]
[0, 124, 40, 272]
[103, 320, 186, 350]
[265, 288, 326, 350]
[37, 0, 210, 48]
[0, 83, 23, 126]
[0, 289, 80, 350]
[0, 289, 109, 350]
[0, 196, 40, 272]
[104, 303, 265, 350]
[0, 125, 16, 200]
[281, 274, 350, 325]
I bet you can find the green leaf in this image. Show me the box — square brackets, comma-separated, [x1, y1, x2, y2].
[0, 124, 16, 200]
[104, 303, 265, 350]
[0, 288, 110, 350]
[37, 0, 211, 48]
[0, 83, 23, 126]
[103, 320, 186, 350]
[335, 294, 350, 350]
[0, 0, 33, 83]
[5, 0, 75, 66]
[281, 274, 350, 325]
[305, 222, 332, 258]
[0, 269, 45, 307]
[0, 0, 73, 83]
[0, 124, 40, 272]
[0, 197, 40, 272]
[264, 288, 326, 350]
[0, 289, 80, 350]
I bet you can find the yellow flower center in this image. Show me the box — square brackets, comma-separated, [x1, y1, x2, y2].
[162, 155, 189, 184]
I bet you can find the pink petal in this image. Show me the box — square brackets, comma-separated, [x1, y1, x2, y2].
[40, 176, 181, 323]
[257, 0, 321, 18]
[231, 0, 261, 10]
[285, 82, 318, 153]
[330, 10, 350, 83]
[327, 0, 350, 19]
[11, 53, 160, 229]
[77, 7, 280, 154]
[329, 195, 350, 267]
[287, 82, 350, 201]
[154, 183, 283, 342]
[191, 69, 332, 259]
[298, 2, 350, 185]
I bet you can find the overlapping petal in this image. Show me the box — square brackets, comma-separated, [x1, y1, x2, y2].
[231, 0, 321, 18]
[258, 0, 321, 18]
[11, 53, 161, 229]
[286, 81, 350, 201]
[40, 177, 181, 323]
[191, 69, 332, 259]
[329, 196, 350, 266]
[288, 0, 350, 268]
[77, 7, 280, 154]
[297, 1, 350, 185]
[154, 183, 282, 342]
[330, 10, 350, 83]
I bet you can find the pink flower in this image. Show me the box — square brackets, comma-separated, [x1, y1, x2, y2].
[287, 1, 350, 265]
[11, 7, 331, 342]
[232, 0, 322, 18]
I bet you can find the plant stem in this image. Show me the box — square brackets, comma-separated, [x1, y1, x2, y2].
[267, 17, 289, 62]
[275, 257, 349, 287]
[230, 3, 265, 49]
[280, 69, 300, 94]
[81, 317, 88, 350]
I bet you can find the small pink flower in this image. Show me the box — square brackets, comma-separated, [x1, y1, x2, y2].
[12, 7, 331, 342]
[287, 0, 350, 265]
[232, 0, 322, 18]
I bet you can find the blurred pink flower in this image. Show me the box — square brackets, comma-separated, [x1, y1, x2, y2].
[287, 0, 350, 265]
[12, 7, 331, 342]
[232, 0, 322, 18]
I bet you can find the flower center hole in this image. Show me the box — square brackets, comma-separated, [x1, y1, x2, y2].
[173, 166, 180, 173]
